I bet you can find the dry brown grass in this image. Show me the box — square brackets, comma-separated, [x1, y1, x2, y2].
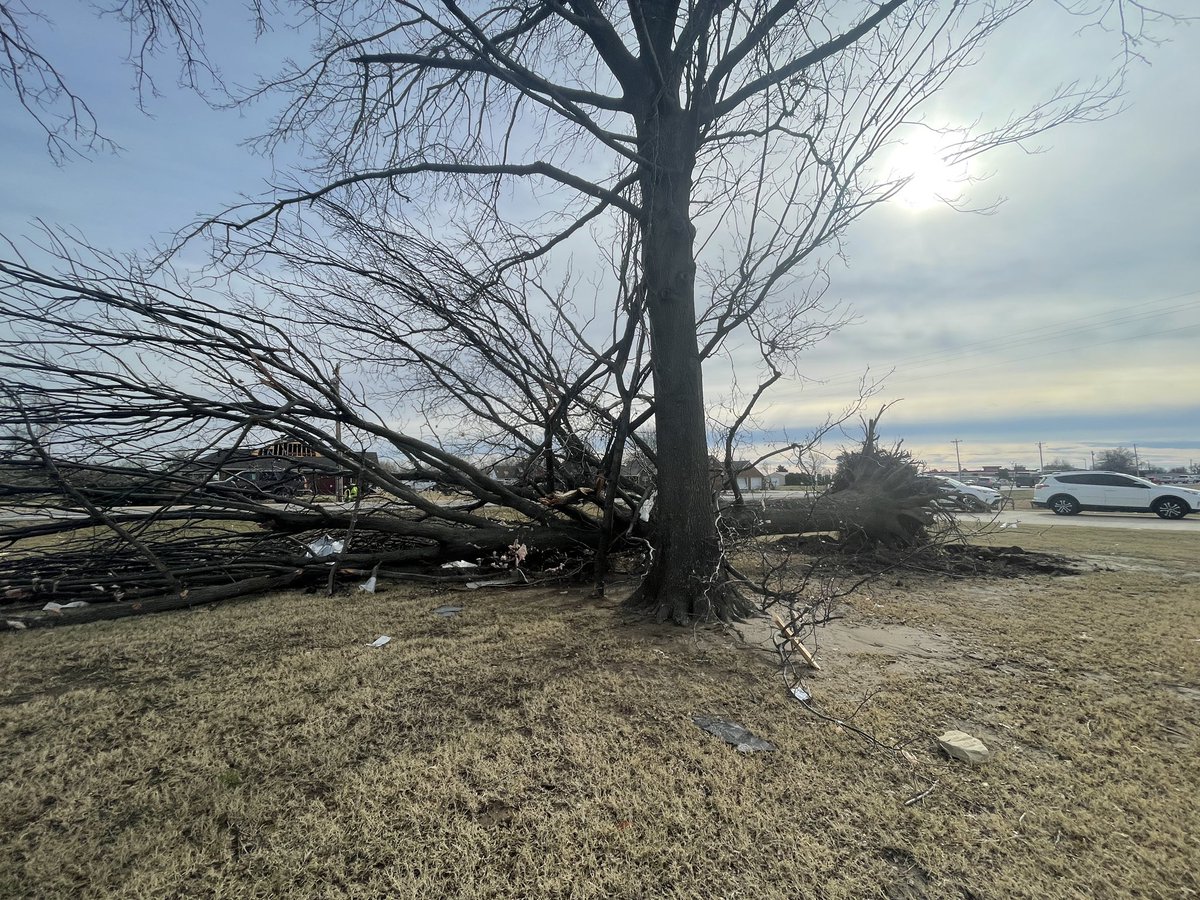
[1, 523, 1198, 898]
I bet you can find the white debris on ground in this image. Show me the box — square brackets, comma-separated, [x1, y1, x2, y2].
[938, 730, 991, 764]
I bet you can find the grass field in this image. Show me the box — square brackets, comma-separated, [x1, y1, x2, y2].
[1, 523, 1197, 898]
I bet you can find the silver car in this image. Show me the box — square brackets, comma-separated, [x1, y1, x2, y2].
[931, 475, 1003, 511]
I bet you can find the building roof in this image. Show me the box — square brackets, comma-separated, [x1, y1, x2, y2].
[193, 447, 378, 473]
[730, 460, 767, 478]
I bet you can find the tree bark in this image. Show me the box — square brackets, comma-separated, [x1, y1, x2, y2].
[627, 102, 733, 623]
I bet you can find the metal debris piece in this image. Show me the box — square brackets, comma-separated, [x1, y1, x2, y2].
[790, 685, 811, 703]
[369, 635, 392, 648]
[693, 715, 775, 753]
[305, 535, 344, 559]
[441, 560, 476, 569]
[432, 605, 464, 617]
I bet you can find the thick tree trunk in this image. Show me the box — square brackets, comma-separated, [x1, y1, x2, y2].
[626, 104, 739, 623]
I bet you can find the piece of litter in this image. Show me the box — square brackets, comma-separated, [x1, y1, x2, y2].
[938, 729, 991, 764]
[369, 635, 392, 648]
[693, 715, 775, 753]
[305, 535, 345, 559]
[358, 576, 377, 593]
[441, 560, 476, 569]
[5, 620, 27, 630]
[790, 685, 811, 703]
[63, 600, 89, 608]
[432, 605, 464, 617]
[42, 602, 64, 612]
[464, 576, 522, 590]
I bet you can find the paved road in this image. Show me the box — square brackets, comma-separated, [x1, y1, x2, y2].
[955, 509, 1198, 532]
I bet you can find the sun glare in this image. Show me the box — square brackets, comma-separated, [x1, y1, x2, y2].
[887, 132, 970, 211]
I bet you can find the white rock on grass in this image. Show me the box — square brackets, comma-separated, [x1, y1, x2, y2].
[938, 730, 991, 764]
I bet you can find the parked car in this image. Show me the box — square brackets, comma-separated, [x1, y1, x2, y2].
[930, 475, 1003, 511]
[1032, 471, 1200, 519]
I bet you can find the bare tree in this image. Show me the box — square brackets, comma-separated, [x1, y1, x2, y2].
[1095, 447, 1137, 474]
[201, 0, 1181, 621]
[1, 0, 1187, 624]
[0, 0, 218, 161]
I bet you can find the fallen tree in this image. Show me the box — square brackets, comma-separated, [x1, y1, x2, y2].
[724, 426, 939, 549]
[3, 1, 1184, 625]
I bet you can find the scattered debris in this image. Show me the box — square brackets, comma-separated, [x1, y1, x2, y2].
[938, 730, 991, 764]
[441, 560, 476, 569]
[369, 635, 392, 648]
[305, 535, 345, 559]
[358, 575, 377, 593]
[40, 600, 89, 611]
[904, 779, 940, 806]
[771, 612, 822, 670]
[464, 575, 524, 590]
[790, 684, 811, 703]
[693, 715, 775, 753]
[432, 605, 464, 617]
[5, 619, 27, 630]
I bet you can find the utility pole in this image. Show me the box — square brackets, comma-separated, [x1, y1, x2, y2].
[1090, 450, 1095, 469]
[1133, 443, 1140, 476]
[952, 439, 963, 476]
[1037, 441, 1044, 472]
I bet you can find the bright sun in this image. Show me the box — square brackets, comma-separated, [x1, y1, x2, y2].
[887, 132, 970, 211]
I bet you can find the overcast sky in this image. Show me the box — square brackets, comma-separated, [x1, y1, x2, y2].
[1, 4, 1196, 472]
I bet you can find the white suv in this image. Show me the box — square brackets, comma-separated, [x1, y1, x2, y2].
[1033, 471, 1200, 519]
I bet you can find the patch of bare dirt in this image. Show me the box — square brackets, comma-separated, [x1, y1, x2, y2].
[732, 613, 961, 677]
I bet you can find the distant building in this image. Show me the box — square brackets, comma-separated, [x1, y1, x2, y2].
[193, 438, 377, 496]
[710, 459, 766, 492]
